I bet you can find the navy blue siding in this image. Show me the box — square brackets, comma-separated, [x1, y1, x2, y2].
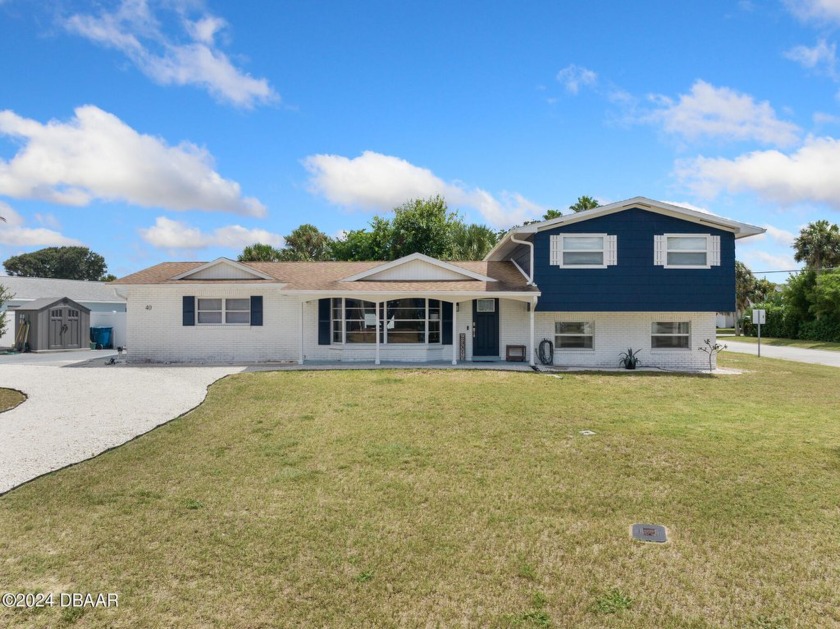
[533, 208, 735, 312]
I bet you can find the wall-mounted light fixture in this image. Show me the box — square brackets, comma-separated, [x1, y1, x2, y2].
[145, 305, 152, 310]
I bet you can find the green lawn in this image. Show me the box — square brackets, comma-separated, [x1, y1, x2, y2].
[1, 355, 839, 627]
[0, 387, 25, 413]
[724, 336, 840, 352]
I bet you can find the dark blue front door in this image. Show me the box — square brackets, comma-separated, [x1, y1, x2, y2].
[473, 298, 499, 358]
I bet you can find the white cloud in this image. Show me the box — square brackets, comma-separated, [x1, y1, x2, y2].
[63, 0, 276, 108]
[0, 202, 81, 246]
[758, 224, 797, 247]
[784, 39, 838, 78]
[556, 64, 597, 94]
[661, 200, 711, 214]
[675, 135, 840, 209]
[813, 111, 840, 125]
[139, 216, 283, 250]
[648, 80, 800, 147]
[740, 249, 799, 273]
[302, 151, 543, 228]
[0, 105, 265, 216]
[785, 0, 840, 22]
[33, 212, 62, 229]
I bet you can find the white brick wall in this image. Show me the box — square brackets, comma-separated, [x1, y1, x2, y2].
[534, 311, 718, 371]
[125, 286, 299, 363]
[125, 286, 717, 370]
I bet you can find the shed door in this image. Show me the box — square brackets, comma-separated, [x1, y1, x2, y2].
[65, 308, 81, 348]
[49, 308, 65, 349]
[48, 307, 82, 349]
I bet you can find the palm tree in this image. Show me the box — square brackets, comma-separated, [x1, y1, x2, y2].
[569, 195, 600, 213]
[793, 220, 840, 271]
[238, 243, 283, 262]
[450, 224, 500, 260]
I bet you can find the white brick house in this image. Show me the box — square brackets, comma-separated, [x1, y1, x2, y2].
[114, 197, 764, 370]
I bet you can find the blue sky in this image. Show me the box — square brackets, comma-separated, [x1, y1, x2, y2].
[2, 0, 840, 278]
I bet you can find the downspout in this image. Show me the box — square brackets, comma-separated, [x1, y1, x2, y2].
[510, 233, 534, 286]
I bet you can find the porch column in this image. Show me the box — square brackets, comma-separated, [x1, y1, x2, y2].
[529, 297, 536, 367]
[375, 301, 381, 365]
[298, 300, 305, 365]
[451, 301, 458, 365]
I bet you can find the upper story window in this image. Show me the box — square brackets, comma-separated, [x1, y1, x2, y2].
[550, 234, 617, 268]
[654, 234, 720, 268]
[197, 298, 250, 325]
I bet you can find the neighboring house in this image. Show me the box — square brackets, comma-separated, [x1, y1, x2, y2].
[0, 277, 127, 349]
[113, 197, 764, 370]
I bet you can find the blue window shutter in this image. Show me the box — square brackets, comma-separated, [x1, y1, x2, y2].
[318, 298, 331, 345]
[250, 296, 263, 326]
[442, 301, 453, 345]
[182, 296, 195, 326]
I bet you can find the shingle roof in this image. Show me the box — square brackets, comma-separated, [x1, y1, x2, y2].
[114, 260, 537, 294]
[0, 276, 125, 303]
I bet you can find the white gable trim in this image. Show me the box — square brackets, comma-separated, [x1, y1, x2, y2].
[171, 258, 275, 281]
[485, 196, 765, 262]
[341, 253, 497, 283]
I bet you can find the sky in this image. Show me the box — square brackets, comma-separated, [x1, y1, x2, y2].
[2, 0, 840, 279]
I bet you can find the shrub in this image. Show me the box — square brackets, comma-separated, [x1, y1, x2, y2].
[798, 317, 840, 342]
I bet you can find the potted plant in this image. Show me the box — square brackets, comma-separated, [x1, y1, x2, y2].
[619, 348, 642, 370]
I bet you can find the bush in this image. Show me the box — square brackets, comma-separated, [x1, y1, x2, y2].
[798, 317, 840, 343]
[744, 304, 799, 339]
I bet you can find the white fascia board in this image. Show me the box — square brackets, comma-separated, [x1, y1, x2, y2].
[170, 257, 275, 281]
[534, 197, 765, 238]
[284, 289, 540, 301]
[341, 252, 497, 283]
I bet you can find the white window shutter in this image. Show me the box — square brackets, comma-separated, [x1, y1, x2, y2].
[654, 235, 665, 266]
[710, 235, 721, 266]
[606, 235, 617, 266]
[550, 235, 562, 266]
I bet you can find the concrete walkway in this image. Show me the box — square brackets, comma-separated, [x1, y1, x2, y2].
[724, 340, 840, 368]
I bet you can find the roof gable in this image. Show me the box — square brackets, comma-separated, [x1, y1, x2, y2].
[341, 253, 497, 282]
[16, 297, 90, 313]
[528, 197, 763, 236]
[485, 196, 765, 261]
[170, 258, 275, 281]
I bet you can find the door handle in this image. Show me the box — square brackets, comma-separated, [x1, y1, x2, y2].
[472, 322, 476, 338]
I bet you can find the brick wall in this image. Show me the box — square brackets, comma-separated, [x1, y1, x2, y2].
[126, 286, 299, 363]
[534, 311, 717, 370]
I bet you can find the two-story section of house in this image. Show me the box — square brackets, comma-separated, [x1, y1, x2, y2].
[485, 196, 764, 370]
[114, 197, 763, 370]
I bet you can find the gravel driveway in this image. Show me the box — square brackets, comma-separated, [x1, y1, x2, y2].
[0, 352, 242, 494]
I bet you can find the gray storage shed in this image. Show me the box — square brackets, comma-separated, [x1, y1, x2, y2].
[14, 297, 91, 352]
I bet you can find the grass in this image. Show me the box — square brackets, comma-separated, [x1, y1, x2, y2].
[724, 336, 840, 352]
[1, 354, 840, 627]
[0, 387, 25, 413]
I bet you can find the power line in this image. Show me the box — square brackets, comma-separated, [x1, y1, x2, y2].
[754, 266, 839, 274]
